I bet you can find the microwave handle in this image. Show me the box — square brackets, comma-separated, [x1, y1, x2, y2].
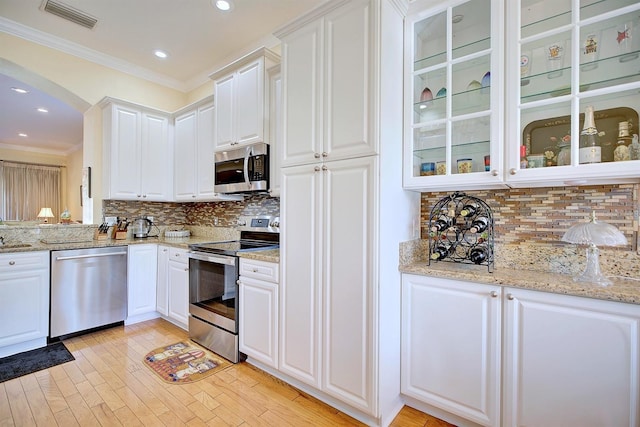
[243, 146, 252, 189]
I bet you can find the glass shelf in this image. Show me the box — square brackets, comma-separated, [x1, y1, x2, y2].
[414, 37, 491, 71]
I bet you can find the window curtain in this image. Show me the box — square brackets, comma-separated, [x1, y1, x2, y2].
[0, 162, 61, 221]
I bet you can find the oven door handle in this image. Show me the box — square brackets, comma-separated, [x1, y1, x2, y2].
[243, 146, 252, 190]
[188, 252, 236, 266]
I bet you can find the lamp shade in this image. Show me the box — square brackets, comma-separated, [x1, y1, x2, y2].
[37, 207, 54, 218]
[561, 211, 627, 247]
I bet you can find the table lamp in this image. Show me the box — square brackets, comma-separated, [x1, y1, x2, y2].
[561, 211, 627, 286]
[37, 207, 54, 224]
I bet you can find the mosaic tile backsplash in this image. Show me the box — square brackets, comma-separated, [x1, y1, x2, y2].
[103, 194, 280, 228]
[418, 184, 640, 277]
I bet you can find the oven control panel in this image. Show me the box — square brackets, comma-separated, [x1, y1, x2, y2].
[237, 215, 280, 233]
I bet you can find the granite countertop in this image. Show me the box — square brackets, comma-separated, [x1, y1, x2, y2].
[0, 235, 280, 263]
[400, 261, 640, 305]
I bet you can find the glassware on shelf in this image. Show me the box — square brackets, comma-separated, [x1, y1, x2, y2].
[520, 145, 528, 169]
[457, 158, 473, 173]
[545, 41, 565, 78]
[557, 142, 571, 166]
[520, 51, 531, 86]
[579, 105, 602, 164]
[617, 20, 639, 63]
[436, 161, 447, 175]
[580, 31, 601, 71]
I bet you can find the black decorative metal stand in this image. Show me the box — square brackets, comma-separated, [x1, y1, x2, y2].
[427, 192, 494, 272]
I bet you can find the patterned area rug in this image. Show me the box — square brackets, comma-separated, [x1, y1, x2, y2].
[0, 342, 75, 383]
[143, 341, 229, 384]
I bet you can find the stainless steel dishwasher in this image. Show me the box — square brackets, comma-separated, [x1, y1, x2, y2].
[50, 246, 128, 338]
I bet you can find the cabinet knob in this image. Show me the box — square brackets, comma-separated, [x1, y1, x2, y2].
[163, 248, 168, 252]
[252, 268, 258, 272]
[491, 169, 499, 176]
[490, 291, 498, 297]
[184, 268, 188, 272]
[507, 293, 514, 300]
[143, 194, 147, 198]
[137, 194, 142, 197]
[322, 165, 328, 171]
[314, 153, 321, 158]
[8, 261, 15, 266]
[509, 168, 517, 175]
[322, 152, 328, 157]
[314, 166, 321, 172]
[192, 195, 196, 198]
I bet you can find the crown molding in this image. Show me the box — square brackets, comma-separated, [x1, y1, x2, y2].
[0, 17, 188, 92]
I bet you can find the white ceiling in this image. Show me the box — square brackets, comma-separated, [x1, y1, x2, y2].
[0, 0, 326, 154]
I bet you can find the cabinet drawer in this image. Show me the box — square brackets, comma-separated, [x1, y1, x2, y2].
[0, 251, 48, 272]
[240, 259, 278, 283]
[169, 247, 189, 265]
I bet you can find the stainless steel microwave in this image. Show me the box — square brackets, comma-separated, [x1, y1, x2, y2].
[214, 142, 269, 194]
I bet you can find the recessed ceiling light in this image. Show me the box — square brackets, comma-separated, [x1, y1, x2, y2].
[11, 87, 28, 94]
[154, 50, 168, 59]
[37, 107, 49, 113]
[213, 0, 233, 11]
[18, 133, 28, 137]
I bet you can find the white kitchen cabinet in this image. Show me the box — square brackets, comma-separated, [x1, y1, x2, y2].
[503, 287, 640, 427]
[403, 0, 505, 191]
[279, 1, 378, 168]
[0, 251, 49, 358]
[401, 274, 501, 427]
[156, 245, 169, 316]
[238, 258, 279, 368]
[267, 65, 282, 197]
[280, 155, 377, 413]
[157, 245, 189, 329]
[210, 47, 279, 151]
[401, 274, 640, 427]
[173, 97, 240, 202]
[276, 0, 414, 424]
[102, 99, 173, 201]
[126, 244, 158, 324]
[504, 1, 640, 187]
[167, 247, 189, 329]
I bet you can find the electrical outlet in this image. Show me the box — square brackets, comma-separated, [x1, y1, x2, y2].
[105, 216, 117, 226]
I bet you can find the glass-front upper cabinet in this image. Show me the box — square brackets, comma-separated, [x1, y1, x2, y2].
[506, 0, 640, 186]
[404, 0, 505, 190]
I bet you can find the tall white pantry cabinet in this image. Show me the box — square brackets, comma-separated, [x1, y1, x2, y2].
[275, 0, 418, 425]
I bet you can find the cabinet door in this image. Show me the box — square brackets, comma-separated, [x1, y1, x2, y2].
[401, 274, 501, 427]
[281, 19, 324, 167]
[0, 267, 49, 352]
[214, 74, 235, 150]
[127, 244, 158, 319]
[156, 245, 170, 316]
[235, 59, 265, 146]
[168, 258, 189, 328]
[239, 275, 278, 368]
[174, 110, 198, 201]
[322, 155, 376, 413]
[506, 1, 640, 186]
[268, 66, 282, 197]
[504, 287, 640, 427]
[196, 101, 216, 199]
[109, 104, 141, 199]
[404, 0, 504, 191]
[280, 163, 323, 387]
[141, 112, 171, 201]
[324, 0, 376, 161]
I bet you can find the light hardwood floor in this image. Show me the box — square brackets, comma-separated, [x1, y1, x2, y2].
[0, 318, 453, 426]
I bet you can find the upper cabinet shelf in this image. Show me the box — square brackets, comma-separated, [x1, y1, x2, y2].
[403, 0, 640, 191]
[404, 0, 505, 190]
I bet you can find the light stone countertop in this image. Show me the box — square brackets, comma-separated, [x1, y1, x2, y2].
[237, 248, 280, 263]
[400, 261, 640, 305]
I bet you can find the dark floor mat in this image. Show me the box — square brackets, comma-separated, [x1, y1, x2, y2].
[0, 342, 75, 383]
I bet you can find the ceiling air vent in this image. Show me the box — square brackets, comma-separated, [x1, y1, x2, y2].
[41, 0, 98, 30]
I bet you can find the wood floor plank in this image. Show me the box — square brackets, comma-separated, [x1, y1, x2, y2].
[22, 381, 57, 426]
[90, 401, 123, 426]
[2, 318, 451, 427]
[4, 379, 35, 427]
[64, 393, 99, 426]
[35, 374, 69, 414]
[51, 408, 79, 427]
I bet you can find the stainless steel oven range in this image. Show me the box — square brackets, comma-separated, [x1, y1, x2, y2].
[188, 215, 279, 363]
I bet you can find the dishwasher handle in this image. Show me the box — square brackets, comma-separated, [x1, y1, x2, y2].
[55, 251, 127, 261]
